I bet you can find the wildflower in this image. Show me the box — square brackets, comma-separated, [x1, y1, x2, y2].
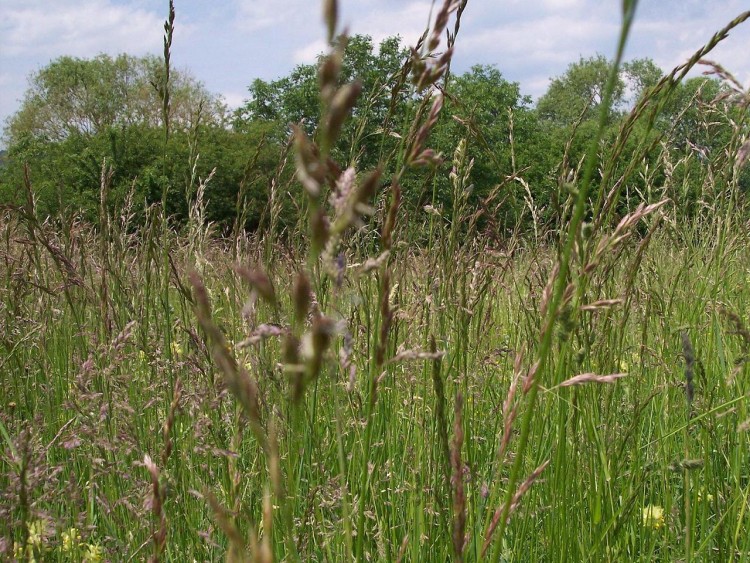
[170, 341, 183, 357]
[62, 528, 80, 552]
[27, 520, 45, 548]
[83, 542, 104, 562]
[13, 542, 26, 560]
[642, 505, 665, 529]
[697, 488, 714, 503]
[13, 541, 36, 562]
[619, 351, 638, 373]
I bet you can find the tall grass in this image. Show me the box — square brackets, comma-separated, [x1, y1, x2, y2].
[1, 1, 750, 561]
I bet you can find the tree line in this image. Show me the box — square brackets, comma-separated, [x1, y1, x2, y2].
[1, 36, 745, 236]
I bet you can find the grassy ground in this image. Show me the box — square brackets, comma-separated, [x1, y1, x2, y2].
[2, 1, 750, 561]
[1, 201, 749, 561]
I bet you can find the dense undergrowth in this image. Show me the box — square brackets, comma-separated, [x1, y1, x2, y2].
[1, 1, 750, 561]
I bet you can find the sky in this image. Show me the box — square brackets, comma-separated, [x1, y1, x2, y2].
[1, 0, 749, 142]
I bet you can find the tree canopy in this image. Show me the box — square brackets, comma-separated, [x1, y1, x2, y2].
[4, 53, 225, 146]
[1, 38, 744, 235]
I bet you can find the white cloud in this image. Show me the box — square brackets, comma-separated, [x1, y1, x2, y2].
[221, 91, 247, 110]
[344, 1, 431, 47]
[291, 2, 431, 66]
[233, 0, 310, 32]
[541, 0, 586, 10]
[0, 0, 165, 58]
[460, 15, 619, 63]
[629, 11, 750, 87]
[293, 39, 328, 64]
[524, 76, 555, 99]
[233, 7, 283, 31]
[451, 10, 619, 100]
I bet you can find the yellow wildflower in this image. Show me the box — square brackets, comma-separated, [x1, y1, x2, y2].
[642, 505, 665, 529]
[27, 519, 45, 548]
[170, 341, 183, 357]
[83, 542, 104, 562]
[620, 352, 638, 373]
[62, 527, 81, 552]
[14, 541, 35, 562]
[697, 488, 714, 503]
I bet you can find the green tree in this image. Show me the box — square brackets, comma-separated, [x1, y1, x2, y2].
[420, 65, 552, 231]
[0, 53, 288, 229]
[622, 58, 663, 103]
[659, 77, 725, 149]
[4, 53, 224, 146]
[234, 35, 408, 167]
[537, 54, 625, 127]
[656, 76, 738, 215]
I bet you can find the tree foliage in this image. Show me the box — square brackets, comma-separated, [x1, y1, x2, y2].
[0, 54, 280, 230]
[235, 36, 405, 129]
[537, 55, 625, 126]
[5, 54, 224, 145]
[234, 34, 408, 171]
[428, 65, 548, 226]
[622, 57, 663, 103]
[1, 41, 744, 235]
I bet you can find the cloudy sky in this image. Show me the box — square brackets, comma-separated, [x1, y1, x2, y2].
[1, 0, 749, 139]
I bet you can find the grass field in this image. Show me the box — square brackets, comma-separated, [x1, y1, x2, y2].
[2, 1, 750, 561]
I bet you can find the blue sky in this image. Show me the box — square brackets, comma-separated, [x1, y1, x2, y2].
[1, 0, 749, 139]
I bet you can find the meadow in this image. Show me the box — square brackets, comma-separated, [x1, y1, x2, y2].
[1, 1, 750, 561]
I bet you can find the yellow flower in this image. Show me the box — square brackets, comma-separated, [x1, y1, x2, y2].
[697, 488, 714, 503]
[27, 519, 45, 548]
[170, 341, 183, 357]
[62, 527, 81, 552]
[14, 541, 35, 562]
[642, 505, 665, 529]
[620, 352, 638, 373]
[83, 542, 104, 562]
